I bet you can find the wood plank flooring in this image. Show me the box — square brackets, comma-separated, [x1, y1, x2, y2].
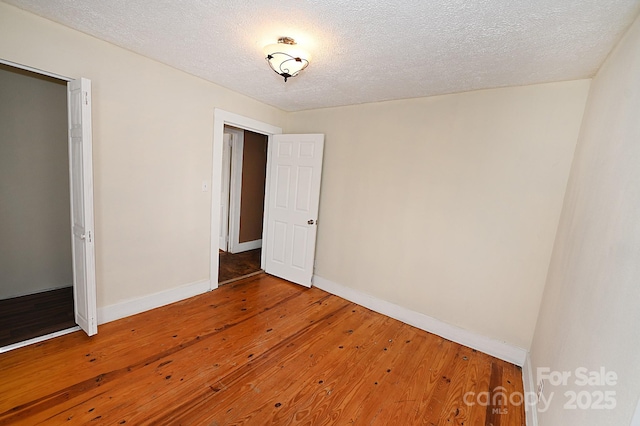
[0, 287, 75, 347]
[0, 274, 525, 425]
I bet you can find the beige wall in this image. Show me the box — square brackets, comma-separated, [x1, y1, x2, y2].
[0, 3, 287, 309]
[0, 65, 72, 299]
[530, 13, 640, 425]
[287, 81, 590, 349]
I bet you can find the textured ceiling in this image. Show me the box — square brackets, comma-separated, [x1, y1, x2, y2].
[3, 0, 640, 111]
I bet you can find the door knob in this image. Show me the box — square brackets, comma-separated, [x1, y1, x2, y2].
[307, 219, 315, 225]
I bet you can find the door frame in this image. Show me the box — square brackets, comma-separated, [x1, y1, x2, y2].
[210, 109, 282, 290]
[224, 126, 246, 254]
[218, 132, 232, 251]
[224, 126, 268, 254]
[0, 58, 71, 81]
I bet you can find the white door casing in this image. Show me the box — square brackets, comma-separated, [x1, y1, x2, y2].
[219, 132, 232, 251]
[68, 78, 97, 336]
[264, 134, 324, 287]
[226, 127, 245, 254]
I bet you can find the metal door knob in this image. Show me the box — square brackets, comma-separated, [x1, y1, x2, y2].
[307, 219, 315, 225]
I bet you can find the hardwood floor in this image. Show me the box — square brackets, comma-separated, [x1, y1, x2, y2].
[0, 287, 75, 347]
[0, 274, 525, 425]
[218, 248, 262, 283]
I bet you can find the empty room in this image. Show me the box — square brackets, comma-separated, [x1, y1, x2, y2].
[1, 1, 639, 425]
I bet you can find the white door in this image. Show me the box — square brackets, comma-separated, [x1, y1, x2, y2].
[219, 132, 232, 251]
[68, 78, 97, 336]
[264, 134, 324, 287]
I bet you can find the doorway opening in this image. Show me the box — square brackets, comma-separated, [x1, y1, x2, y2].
[211, 110, 324, 289]
[210, 110, 283, 290]
[218, 125, 268, 284]
[0, 63, 75, 347]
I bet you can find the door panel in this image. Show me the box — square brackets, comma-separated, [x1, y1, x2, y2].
[264, 134, 324, 287]
[68, 78, 97, 336]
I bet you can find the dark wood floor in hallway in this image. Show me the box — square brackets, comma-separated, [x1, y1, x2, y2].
[0, 287, 75, 347]
[218, 248, 262, 283]
[0, 274, 525, 425]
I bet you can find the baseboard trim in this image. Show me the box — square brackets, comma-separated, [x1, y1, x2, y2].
[5, 284, 73, 300]
[97, 279, 211, 325]
[312, 275, 527, 366]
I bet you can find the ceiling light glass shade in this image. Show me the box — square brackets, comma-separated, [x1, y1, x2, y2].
[264, 37, 311, 82]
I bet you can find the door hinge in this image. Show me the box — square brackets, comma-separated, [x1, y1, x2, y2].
[84, 91, 89, 105]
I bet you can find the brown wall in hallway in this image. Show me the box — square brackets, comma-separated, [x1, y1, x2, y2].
[239, 130, 267, 243]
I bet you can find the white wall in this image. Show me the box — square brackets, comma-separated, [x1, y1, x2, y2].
[530, 13, 640, 425]
[287, 81, 590, 350]
[0, 65, 72, 299]
[0, 3, 287, 309]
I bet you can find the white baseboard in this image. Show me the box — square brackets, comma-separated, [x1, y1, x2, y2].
[522, 352, 539, 426]
[230, 239, 262, 253]
[4, 284, 73, 300]
[312, 275, 527, 367]
[97, 279, 211, 325]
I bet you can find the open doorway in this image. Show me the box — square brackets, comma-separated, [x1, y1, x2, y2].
[211, 110, 324, 289]
[0, 63, 75, 347]
[218, 126, 268, 284]
[1, 59, 97, 351]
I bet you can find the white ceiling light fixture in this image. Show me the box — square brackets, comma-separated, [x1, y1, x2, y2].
[264, 37, 310, 82]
